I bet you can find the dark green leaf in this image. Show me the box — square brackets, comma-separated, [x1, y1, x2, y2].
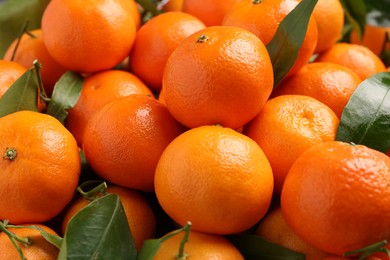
[0, 0, 50, 57]
[46, 71, 83, 124]
[365, 0, 390, 27]
[58, 194, 137, 260]
[227, 234, 305, 260]
[266, 0, 318, 87]
[336, 72, 390, 153]
[138, 223, 190, 260]
[340, 0, 366, 39]
[137, 238, 163, 260]
[0, 66, 38, 117]
[135, 0, 161, 16]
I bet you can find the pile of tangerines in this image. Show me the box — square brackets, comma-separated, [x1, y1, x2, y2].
[0, 0, 389, 259]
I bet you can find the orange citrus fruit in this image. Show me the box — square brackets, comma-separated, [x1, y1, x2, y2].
[273, 62, 362, 118]
[154, 230, 244, 259]
[154, 125, 274, 235]
[222, 0, 318, 77]
[312, 0, 344, 54]
[129, 11, 206, 91]
[61, 185, 156, 250]
[3, 29, 67, 96]
[281, 141, 390, 255]
[82, 94, 184, 192]
[182, 0, 240, 26]
[0, 224, 59, 260]
[350, 24, 390, 55]
[41, 0, 137, 73]
[316, 43, 386, 80]
[255, 207, 328, 260]
[0, 59, 27, 98]
[244, 95, 339, 194]
[0, 110, 80, 224]
[65, 69, 153, 146]
[162, 25, 274, 129]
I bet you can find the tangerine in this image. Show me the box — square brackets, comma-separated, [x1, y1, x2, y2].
[41, 0, 137, 73]
[154, 125, 274, 234]
[244, 95, 339, 194]
[162, 25, 274, 129]
[281, 141, 390, 255]
[0, 110, 80, 224]
[82, 94, 184, 192]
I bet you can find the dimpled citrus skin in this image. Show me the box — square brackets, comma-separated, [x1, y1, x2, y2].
[281, 141, 390, 255]
[162, 26, 274, 129]
[0, 111, 80, 224]
[41, 0, 137, 73]
[154, 125, 274, 235]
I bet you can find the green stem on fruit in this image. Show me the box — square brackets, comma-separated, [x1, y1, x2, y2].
[0, 220, 31, 260]
[343, 240, 389, 259]
[9, 20, 36, 62]
[33, 60, 50, 105]
[3, 148, 17, 161]
[77, 181, 108, 200]
[252, 0, 263, 4]
[175, 221, 192, 260]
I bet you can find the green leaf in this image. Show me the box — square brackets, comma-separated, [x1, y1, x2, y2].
[135, 0, 161, 24]
[58, 194, 137, 260]
[0, 65, 38, 118]
[137, 223, 191, 260]
[0, 0, 50, 57]
[365, 0, 390, 27]
[266, 0, 318, 87]
[46, 71, 83, 124]
[336, 72, 390, 153]
[227, 234, 305, 260]
[340, 0, 366, 40]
